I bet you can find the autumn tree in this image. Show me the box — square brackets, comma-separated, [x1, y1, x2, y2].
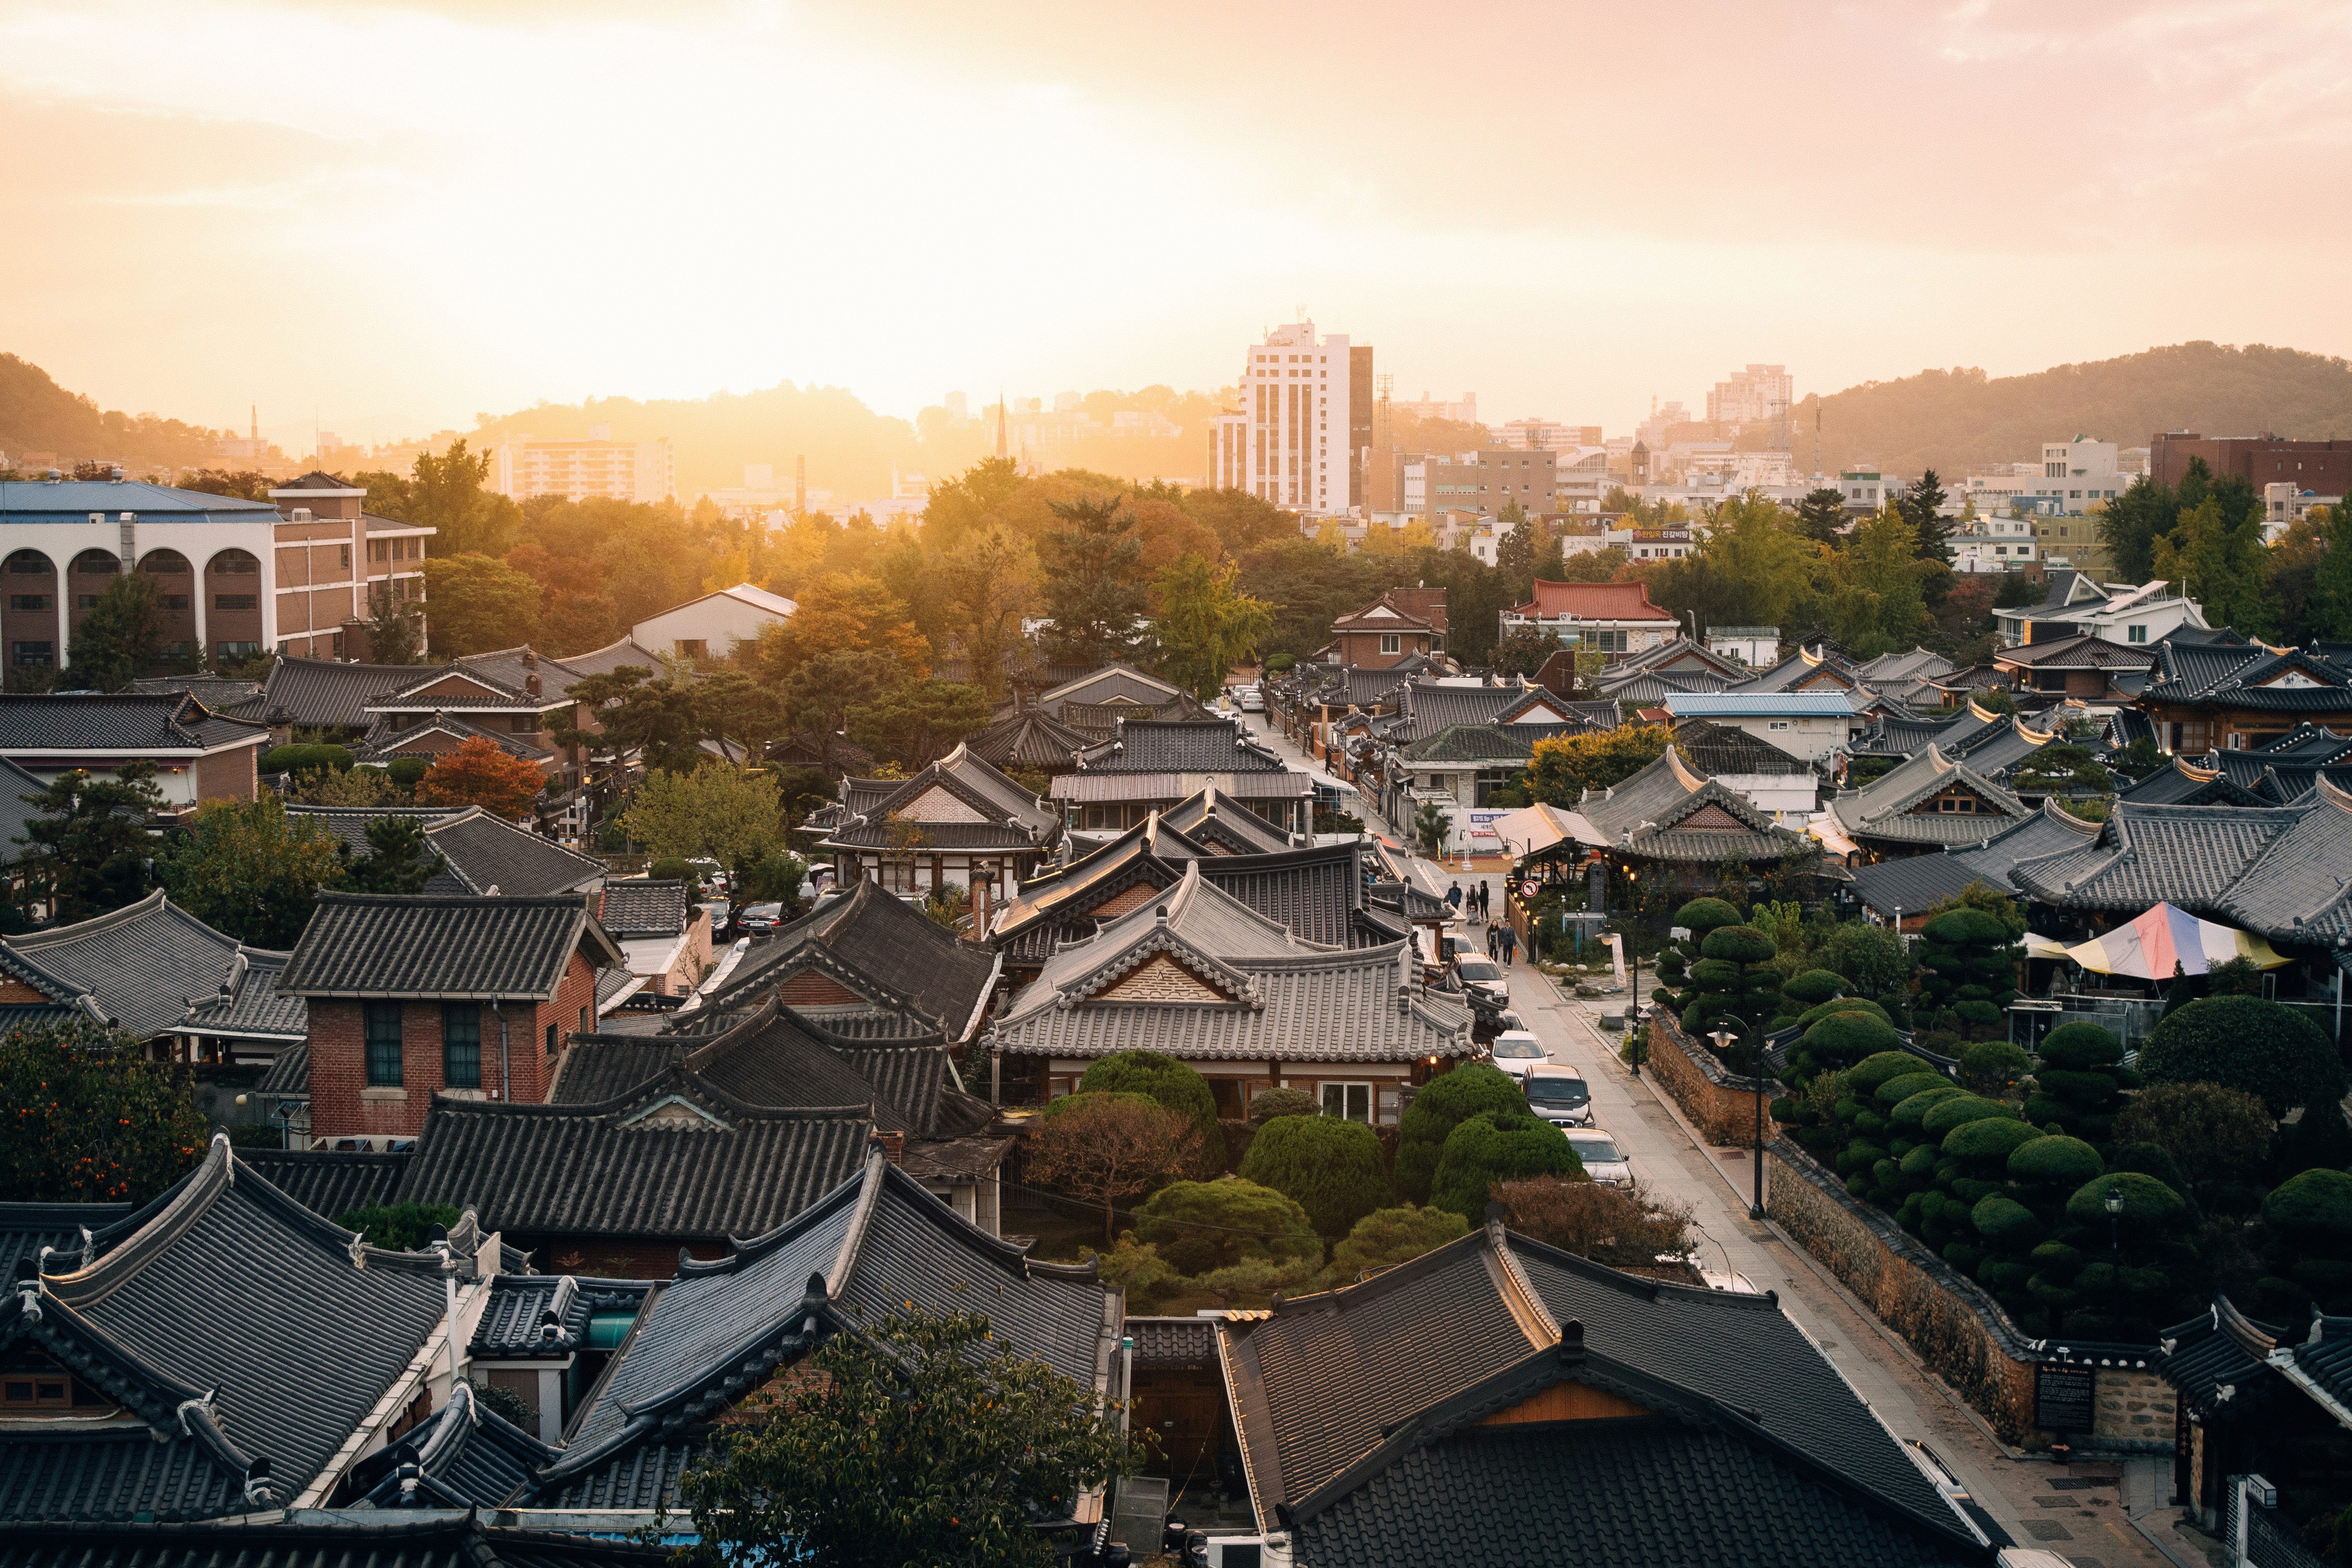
[1490, 625, 1559, 679]
[1151, 552, 1271, 700]
[1494, 1177, 1695, 1268]
[0, 1020, 207, 1203]
[941, 525, 1033, 699]
[414, 737, 547, 819]
[747, 571, 930, 682]
[1025, 1093, 1202, 1245]
[1526, 724, 1672, 805]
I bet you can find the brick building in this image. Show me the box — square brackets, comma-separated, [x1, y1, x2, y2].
[280, 892, 621, 1147]
[1328, 588, 1448, 668]
[2150, 432, 2352, 494]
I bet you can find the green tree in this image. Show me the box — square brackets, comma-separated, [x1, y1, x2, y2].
[775, 648, 907, 773]
[1430, 1109, 1582, 1222]
[555, 665, 706, 773]
[1822, 508, 1930, 656]
[1692, 491, 1818, 629]
[338, 816, 445, 894]
[2152, 497, 2273, 638]
[333, 1200, 462, 1250]
[694, 671, 788, 759]
[0, 1020, 207, 1202]
[2139, 996, 2347, 1114]
[1035, 492, 1146, 665]
[679, 1305, 1137, 1568]
[1152, 553, 1272, 701]
[2307, 504, 2352, 640]
[399, 438, 518, 557]
[1132, 1178, 1319, 1276]
[622, 765, 785, 867]
[1412, 798, 1450, 858]
[1526, 724, 1672, 805]
[1394, 1063, 1527, 1204]
[1795, 487, 1848, 547]
[158, 795, 344, 948]
[67, 573, 170, 691]
[420, 553, 543, 655]
[361, 581, 426, 665]
[847, 679, 994, 771]
[1897, 470, 1952, 564]
[1236, 1115, 1394, 1236]
[941, 525, 1034, 700]
[1076, 1051, 1226, 1179]
[1329, 1204, 1469, 1276]
[919, 456, 1026, 555]
[15, 764, 164, 923]
[1490, 625, 1559, 679]
[2097, 474, 2178, 583]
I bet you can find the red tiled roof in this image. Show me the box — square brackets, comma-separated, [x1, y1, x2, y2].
[1510, 580, 1676, 622]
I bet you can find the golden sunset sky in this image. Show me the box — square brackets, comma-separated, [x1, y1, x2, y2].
[3, 0, 2347, 444]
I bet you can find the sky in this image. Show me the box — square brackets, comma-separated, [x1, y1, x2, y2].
[2, 0, 2349, 450]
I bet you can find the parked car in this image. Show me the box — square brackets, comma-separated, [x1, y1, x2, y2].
[1451, 957, 1509, 1009]
[735, 901, 788, 935]
[1487, 1029, 1547, 1082]
[1238, 687, 1265, 712]
[1564, 1127, 1632, 1187]
[1523, 1066, 1594, 1127]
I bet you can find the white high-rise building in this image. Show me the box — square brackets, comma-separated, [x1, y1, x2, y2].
[1706, 364, 1793, 430]
[483, 429, 676, 505]
[1208, 320, 1353, 515]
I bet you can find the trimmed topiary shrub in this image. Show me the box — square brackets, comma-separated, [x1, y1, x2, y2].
[1972, 1193, 2044, 1251]
[1246, 1086, 1319, 1124]
[1133, 1179, 1319, 1276]
[1394, 1064, 1526, 1205]
[1781, 969, 1848, 1007]
[2038, 1021, 2123, 1070]
[1958, 1040, 2029, 1097]
[1429, 1110, 1581, 1223]
[1847, 1052, 1926, 1096]
[1889, 1085, 1967, 1132]
[1802, 1011, 1901, 1071]
[1919, 1094, 2018, 1139]
[1943, 1116, 2041, 1167]
[1238, 1115, 1395, 1236]
[1873, 1071, 1947, 1108]
[2139, 996, 2349, 1114]
[1329, 1204, 1469, 1276]
[1080, 1051, 1227, 1179]
[1796, 998, 1892, 1031]
[2064, 1171, 2188, 1229]
[387, 756, 430, 790]
[1671, 898, 1744, 936]
[2262, 1168, 2352, 1247]
[2007, 1135, 2103, 1190]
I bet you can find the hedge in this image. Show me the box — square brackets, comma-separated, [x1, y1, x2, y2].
[1236, 1115, 1394, 1236]
[262, 743, 352, 775]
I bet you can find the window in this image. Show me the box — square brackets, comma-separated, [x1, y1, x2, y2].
[2128, 623, 2148, 644]
[442, 1003, 481, 1089]
[338, 545, 351, 571]
[545, 1022, 559, 1056]
[1379, 633, 1401, 654]
[1321, 1082, 1373, 1123]
[159, 596, 188, 611]
[11, 642, 53, 668]
[8, 595, 49, 611]
[213, 594, 257, 611]
[216, 641, 261, 659]
[1769, 720, 1791, 731]
[1, 1352, 105, 1410]
[364, 1001, 403, 1085]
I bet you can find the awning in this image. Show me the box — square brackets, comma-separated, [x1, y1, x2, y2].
[1809, 811, 1861, 859]
[2065, 902, 2293, 978]
[1487, 802, 1581, 856]
[2022, 932, 2072, 961]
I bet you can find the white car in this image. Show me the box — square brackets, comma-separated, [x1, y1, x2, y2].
[1234, 687, 1265, 712]
[1488, 1030, 1547, 1082]
[1523, 1066, 1593, 1127]
[1565, 1127, 1632, 1187]
[1452, 958, 1509, 1009]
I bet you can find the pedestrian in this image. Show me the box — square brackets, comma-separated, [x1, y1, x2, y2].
[1445, 884, 1462, 913]
[1486, 923, 1500, 961]
[1501, 923, 1516, 967]
[1479, 881, 1491, 919]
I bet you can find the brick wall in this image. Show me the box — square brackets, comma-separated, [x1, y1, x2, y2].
[1643, 1011, 1772, 1147]
[194, 745, 256, 802]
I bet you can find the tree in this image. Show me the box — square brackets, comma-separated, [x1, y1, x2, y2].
[1490, 625, 1559, 679]
[420, 553, 543, 655]
[1152, 553, 1271, 701]
[622, 765, 785, 867]
[1076, 1052, 1226, 1179]
[1822, 508, 1930, 656]
[848, 679, 994, 772]
[1494, 1176, 1695, 1268]
[1821, 921, 1912, 998]
[1236, 1115, 1394, 1236]
[1898, 470, 1952, 564]
[735, 846, 807, 908]
[775, 648, 906, 772]
[1430, 1109, 1582, 1222]
[2139, 996, 2347, 1114]
[1036, 492, 1147, 664]
[941, 525, 1033, 700]
[1028, 1093, 1200, 1246]
[555, 665, 705, 773]
[0, 1020, 207, 1202]
[1412, 798, 1449, 858]
[2153, 496, 2273, 639]
[362, 582, 426, 665]
[679, 1305, 1137, 1568]
[159, 795, 344, 948]
[1180, 486, 1293, 556]
[15, 764, 164, 923]
[399, 438, 517, 557]
[2097, 475, 2178, 583]
[1329, 1204, 1469, 1276]
[414, 737, 547, 819]
[1526, 724, 1672, 805]
[68, 573, 171, 691]
[694, 671, 787, 760]
[2111, 1082, 2273, 1200]
[1132, 1178, 1319, 1276]
[2308, 504, 2352, 641]
[339, 815, 445, 894]
[1796, 487, 1848, 546]
[334, 1200, 462, 1250]
[751, 572, 933, 682]
[1395, 1063, 1527, 1204]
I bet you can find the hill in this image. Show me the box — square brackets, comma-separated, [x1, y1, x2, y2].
[0, 354, 227, 474]
[1790, 342, 2352, 479]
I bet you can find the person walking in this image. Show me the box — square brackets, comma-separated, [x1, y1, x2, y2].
[1477, 881, 1490, 920]
[1486, 923, 1500, 961]
[1500, 922, 1517, 967]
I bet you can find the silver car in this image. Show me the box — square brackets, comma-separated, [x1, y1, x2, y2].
[1523, 1066, 1593, 1127]
[1565, 1128, 1632, 1187]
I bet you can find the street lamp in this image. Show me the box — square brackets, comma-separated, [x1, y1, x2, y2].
[1710, 1019, 1768, 1219]
[2104, 1185, 2126, 1337]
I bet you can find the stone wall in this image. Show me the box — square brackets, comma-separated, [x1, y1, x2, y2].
[1643, 1011, 1771, 1147]
[2093, 1366, 2177, 1450]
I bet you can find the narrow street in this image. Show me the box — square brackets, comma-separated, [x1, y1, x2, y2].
[1237, 700, 2213, 1568]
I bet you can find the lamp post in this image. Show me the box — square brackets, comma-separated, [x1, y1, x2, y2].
[2104, 1185, 2125, 1337]
[1712, 1018, 1768, 1219]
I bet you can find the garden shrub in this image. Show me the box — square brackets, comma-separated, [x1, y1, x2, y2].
[1919, 1094, 2017, 1139]
[1847, 1051, 1926, 1096]
[2139, 996, 2348, 1114]
[2111, 1081, 2273, 1201]
[1822, 921, 1912, 996]
[1802, 1011, 1900, 1070]
[1237, 1115, 1394, 1236]
[1873, 1071, 1947, 1108]
[1957, 1041, 2028, 1097]
[1133, 1179, 1318, 1275]
[2029, 1021, 2129, 1137]
[1081, 1052, 1227, 1178]
[387, 756, 430, 790]
[1429, 1110, 1582, 1223]
[2262, 1168, 2352, 1248]
[2277, 1100, 2352, 1180]
[335, 1201, 462, 1251]
[1796, 998, 1891, 1031]
[2065, 1171, 2188, 1228]
[2007, 1135, 2103, 1192]
[1942, 1116, 2040, 1169]
[1246, 1086, 1319, 1124]
[1889, 1085, 1967, 1132]
[1781, 969, 1848, 1007]
[1328, 1204, 1469, 1277]
[1394, 1063, 1525, 1204]
[262, 742, 353, 776]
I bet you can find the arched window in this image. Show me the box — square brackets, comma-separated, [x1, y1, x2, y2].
[139, 550, 190, 575]
[210, 549, 259, 576]
[68, 551, 118, 577]
[5, 550, 51, 576]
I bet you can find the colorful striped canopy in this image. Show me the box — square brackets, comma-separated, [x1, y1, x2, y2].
[2063, 902, 2291, 979]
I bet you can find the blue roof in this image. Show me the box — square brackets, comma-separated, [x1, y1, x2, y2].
[1662, 692, 1863, 717]
[0, 478, 279, 524]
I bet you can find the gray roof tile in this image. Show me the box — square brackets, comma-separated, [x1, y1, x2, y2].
[595, 879, 690, 937]
[0, 693, 266, 756]
[232, 1150, 409, 1220]
[279, 893, 622, 1001]
[705, 879, 997, 1040]
[256, 657, 439, 730]
[2010, 800, 2306, 915]
[2, 893, 258, 1040]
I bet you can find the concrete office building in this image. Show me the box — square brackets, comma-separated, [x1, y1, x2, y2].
[1208, 321, 1356, 516]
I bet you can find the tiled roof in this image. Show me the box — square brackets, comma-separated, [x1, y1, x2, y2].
[3, 1136, 448, 1521]
[234, 1149, 409, 1220]
[1128, 1315, 1219, 1365]
[1075, 718, 1290, 773]
[0, 1200, 134, 1285]
[352, 710, 553, 765]
[817, 742, 1059, 854]
[1603, 635, 1745, 681]
[2010, 801, 2307, 915]
[1398, 723, 1570, 763]
[1056, 694, 1216, 733]
[393, 1088, 871, 1246]
[528, 1155, 1118, 1511]
[2281, 1312, 2352, 1419]
[351, 1379, 557, 1509]
[550, 636, 666, 679]
[764, 729, 875, 774]
[1672, 718, 1810, 777]
[1509, 580, 1675, 622]
[1847, 799, 2103, 918]
[256, 657, 440, 730]
[1331, 593, 1439, 633]
[1664, 690, 1864, 718]
[469, 1272, 652, 1359]
[282, 804, 603, 897]
[1825, 744, 2032, 848]
[177, 950, 307, 1043]
[2158, 1297, 2281, 1418]
[2211, 777, 2352, 940]
[0, 756, 46, 867]
[2144, 645, 2352, 713]
[1385, 682, 1533, 745]
[0, 693, 266, 755]
[596, 879, 690, 937]
[0, 1514, 676, 1568]
[1573, 750, 1810, 865]
[1994, 632, 2157, 671]
[1593, 669, 1730, 703]
[118, 674, 265, 717]
[703, 878, 998, 1040]
[1728, 646, 1858, 693]
[1290, 666, 1416, 714]
[966, 707, 1092, 769]
[2118, 755, 2265, 807]
[1, 892, 258, 1040]
[990, 863, 1473, 1064]
[1038, 662, 1183, 708]
[279, 893, 623, 1001]
[1854, 647, 1957, 683]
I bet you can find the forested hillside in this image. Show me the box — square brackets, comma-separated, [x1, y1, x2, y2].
[1789, 342, 2352, 477]
[0, 354, 226, 473]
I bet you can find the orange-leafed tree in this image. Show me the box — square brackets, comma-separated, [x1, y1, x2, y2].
[415, 736, 547, 820]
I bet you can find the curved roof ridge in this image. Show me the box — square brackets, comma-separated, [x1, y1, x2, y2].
[2317, 771, 2352, 817]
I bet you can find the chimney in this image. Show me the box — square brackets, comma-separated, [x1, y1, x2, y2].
[871, 1129, 904, 1166]
[523, 646, 537, 671]
[526, 672, 542, 698]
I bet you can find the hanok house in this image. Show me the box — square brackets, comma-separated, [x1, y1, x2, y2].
[1328, 587, 1449, 668]
[286, 803, 606, 897]
[1498, 578, 1679, 662]
[2155, 1296, 2352, 1540]
[0, 889, 288, 1061]
[1553, 748, 1815, 894]
[0, 691, 269, 807]
[696, 876, 1002, 1047]
[1053, 718, 1312, 836]
[457, 1272, 653, 1446]
[278, 892, 624, 1146]
[2141, 640, 2352, 754]
[965, 703, 1095, 778]
[594, 878, 713, 1001]
[1991, 632, 2157, 705]
[555, 993, 1007, 1228]
[2008, 798, 2312, 933]
[1815, 742, 2035, 865]
[392, 1152, 1120, 1528]
[1213, 1220, 1999, 1567]
[1845, 799, 2101, 934]
[809, 742, 1061, 917]
[0, 1132, 493, 1522]
[987, 860, 1475, 1122]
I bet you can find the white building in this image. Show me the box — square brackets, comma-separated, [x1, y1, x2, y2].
[631, 583, 797, 660]
[1661, 692, 1867, 765]
[1994, 576, 2209, 647]
[484, 426, 676, 505]
[1963, 437, 2127, 518]
[1838, 466, 1901, 510]
[1208, 320, 1355, 516]
[1705, 364, 1793, 430]
[2265, 481, 2343, 541]
[1706, 627, 1781, 668]
[1948, 515, 2040, 573]
[1395, 392, 1477, 424]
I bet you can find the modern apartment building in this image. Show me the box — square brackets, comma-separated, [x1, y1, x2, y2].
[1705, 364, 1793, 430]
[2151, 432, 2352, 493]
[482, 426, 675, 504]
[1421, 448, 1559, 518]
[0, 472, 432, 671]
[1207, 319, 1355, 515]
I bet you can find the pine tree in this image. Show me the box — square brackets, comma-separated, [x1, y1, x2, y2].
[1036, 492, 1147, 664]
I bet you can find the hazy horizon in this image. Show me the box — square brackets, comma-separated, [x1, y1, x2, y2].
[3, 0, 2348, 447]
